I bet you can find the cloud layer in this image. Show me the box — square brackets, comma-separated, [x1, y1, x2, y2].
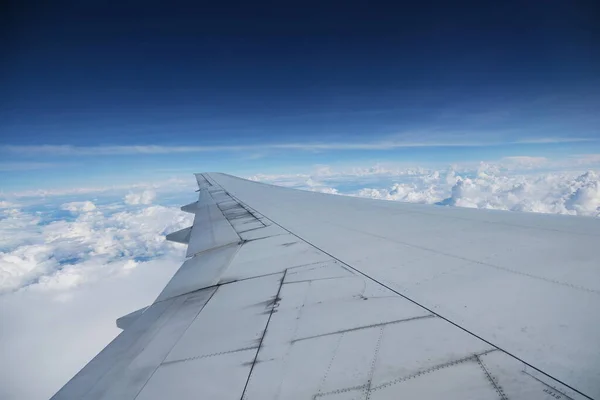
[0, 190, 195, 399]
[0, 196, 191, 294]
[250, 162, 600, 217]
[0, 257, 182, 400]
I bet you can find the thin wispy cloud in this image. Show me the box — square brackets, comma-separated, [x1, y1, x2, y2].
[1, 137, 594, 156]
[0, 162, 73, 171]
[1, 177, 193, 198]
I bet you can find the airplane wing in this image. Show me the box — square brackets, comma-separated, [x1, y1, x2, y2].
[51, 172, 599, 400]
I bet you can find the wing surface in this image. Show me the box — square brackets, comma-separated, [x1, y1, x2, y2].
[51, 172, 598, 400]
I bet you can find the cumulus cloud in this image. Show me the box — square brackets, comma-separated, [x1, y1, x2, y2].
[124, 190, 157, 205]
[0, 188, 196, 399]
[61, 201, 97, 213]
[304, 178, 339, 194]
[0, 208, 42, 251]
[564, 171, 600, 215]
[0, 200, 191, 294]
[250, 162, 600, 217]
[430, 169, 600, 216]
[357, 182, 440, 204]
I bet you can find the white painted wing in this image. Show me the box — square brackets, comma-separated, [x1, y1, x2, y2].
[51, 173, 598, 400]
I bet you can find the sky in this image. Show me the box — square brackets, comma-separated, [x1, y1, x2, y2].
[2, 1, 600, 192]
[1, 1, 600, 399]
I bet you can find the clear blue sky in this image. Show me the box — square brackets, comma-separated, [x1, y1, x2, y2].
[1, 1, 599, 191]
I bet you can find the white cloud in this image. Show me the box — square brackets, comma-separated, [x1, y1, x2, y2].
[571, 154, 600, 166]
[0, 208, 42, 251]
[499, 156, 549, 168]
[0, 162, 70, 171]
[303, 178, 339, 194]
[124, 190, 156, 205]
[431, 170, 600, 216]
[0, 200, 19, 209]
[3, 176, 194, 199]
[61, 201, 97, 213]
[564, 171, 600, 215]
[250, 162, 600, 217]
[0, 257, 182, 400]
[356, 182, 441, 204]
[0, 191, 196, 399]
[0, 200, 192, 294]
[1, 137, 595, 156]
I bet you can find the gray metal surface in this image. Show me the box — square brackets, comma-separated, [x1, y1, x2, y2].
[51, 172, 598, 400]
[210, 172, 600, 399]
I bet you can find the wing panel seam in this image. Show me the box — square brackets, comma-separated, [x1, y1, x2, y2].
[240, 270, 287, 400]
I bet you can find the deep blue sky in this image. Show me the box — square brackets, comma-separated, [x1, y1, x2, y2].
[1, 1, 599, 191]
